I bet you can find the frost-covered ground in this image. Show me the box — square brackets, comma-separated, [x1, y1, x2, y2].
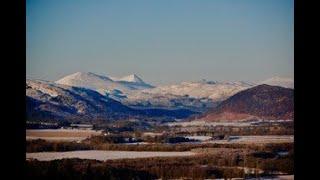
[26, 129, 102, 142]
[185, 136, 212, 141]
[167, 120, 254, 127]
[209, 135, 293, 144]
[26, 150, 196, 161]
[247, 175, 294, 180]
[123, 142, 151, 145]
[184, 135, 293, 144]
[143, 132, 164, 137]
[167, 120, 293, 127]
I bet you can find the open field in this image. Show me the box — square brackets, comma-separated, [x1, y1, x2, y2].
[247, 175, 294, 180]
[26, 151, 293, 179]
[167, 120, 293, 127]
[26, 129, 102, 142]
[207, 135, 294, 144]
[137, 135, 293, 145]
[26, 150, 196, 161]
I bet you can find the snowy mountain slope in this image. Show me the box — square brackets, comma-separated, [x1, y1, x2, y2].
[138, 80, 255, 102]
[53, 73, 293, 114]
[26, 79, 196, 122]
[55, 72, 254, 106]
[122, 91, 216, 112]
[27, 79, 136, 121]
[118, 74, 146, 84]
[260, 77, 294, 89]
[115, 80, 255, 111]
[55, 72, 153, 95]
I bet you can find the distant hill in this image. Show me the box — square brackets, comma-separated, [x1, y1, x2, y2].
[199, 84, 294, 121]
[26, 79, 196, 123]
[139, 80, 255, 102]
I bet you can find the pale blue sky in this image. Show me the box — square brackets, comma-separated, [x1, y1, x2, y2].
[27, 0, 293, 85]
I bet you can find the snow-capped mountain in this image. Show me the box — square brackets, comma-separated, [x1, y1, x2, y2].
[44, 72, 215, 112]
[118, 74, 146, 84]
[260, 77, 294, 89]
[27, 79, 136, 121]
[26, 73, 294, 123]
[26, 79, 196, 122]
[117, 80, 255, 111]
[138, 80, 255, 102]
[55, 72, 153, 95]
[55, 72, 255, 104]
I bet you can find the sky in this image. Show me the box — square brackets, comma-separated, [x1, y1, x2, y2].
[27, 0, 293, 85]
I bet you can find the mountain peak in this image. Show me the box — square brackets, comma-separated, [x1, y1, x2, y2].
[55, 72, 153, 93]
[119, 74, 145, 84]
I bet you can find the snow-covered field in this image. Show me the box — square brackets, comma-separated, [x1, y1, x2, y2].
[184, 135, 293, 144]
[167, 120, 254, 127]
[26, 150, 196, 161]
[143, 132, 164, 137]
[247, 175, 294, 180]
[26, 129, 102, 142]
[185, 136, 212, 141]
[209, 135, 294, 144]
[167, 120, 293, 127]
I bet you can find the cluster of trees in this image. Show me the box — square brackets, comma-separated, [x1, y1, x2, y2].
[26, 158, 244, 179]
[27, 138, 292, 154]
[27, 138, 252, 152]
[26, 139, 92, 152]
[86, 133, 200, 144]
[26, 159, 156, 180]
[169, 122, 294, 136]
[26, 120, 72, 129]
[87, 134, 142, 144]
[26, 146, 293, 179]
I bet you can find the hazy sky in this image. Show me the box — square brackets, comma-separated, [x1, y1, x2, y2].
[27, 0, 293, 85]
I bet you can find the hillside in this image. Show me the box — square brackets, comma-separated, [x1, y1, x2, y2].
[26, 80, 196, 122]
[139, 80, 255, 102]
[200, 84, 294, 121]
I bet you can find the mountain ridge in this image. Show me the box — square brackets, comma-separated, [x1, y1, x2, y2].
[26, 79, 196, 122]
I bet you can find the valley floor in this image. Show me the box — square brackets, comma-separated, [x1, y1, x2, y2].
[25, 120, 294, 179]
[26, 129, 102, 141]
[26, 150, 196, 161]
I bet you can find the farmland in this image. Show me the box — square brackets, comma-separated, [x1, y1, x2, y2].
[26, 119, 294, 179]
[26, 150, 196, 161]
[26, 129, 102, 142]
